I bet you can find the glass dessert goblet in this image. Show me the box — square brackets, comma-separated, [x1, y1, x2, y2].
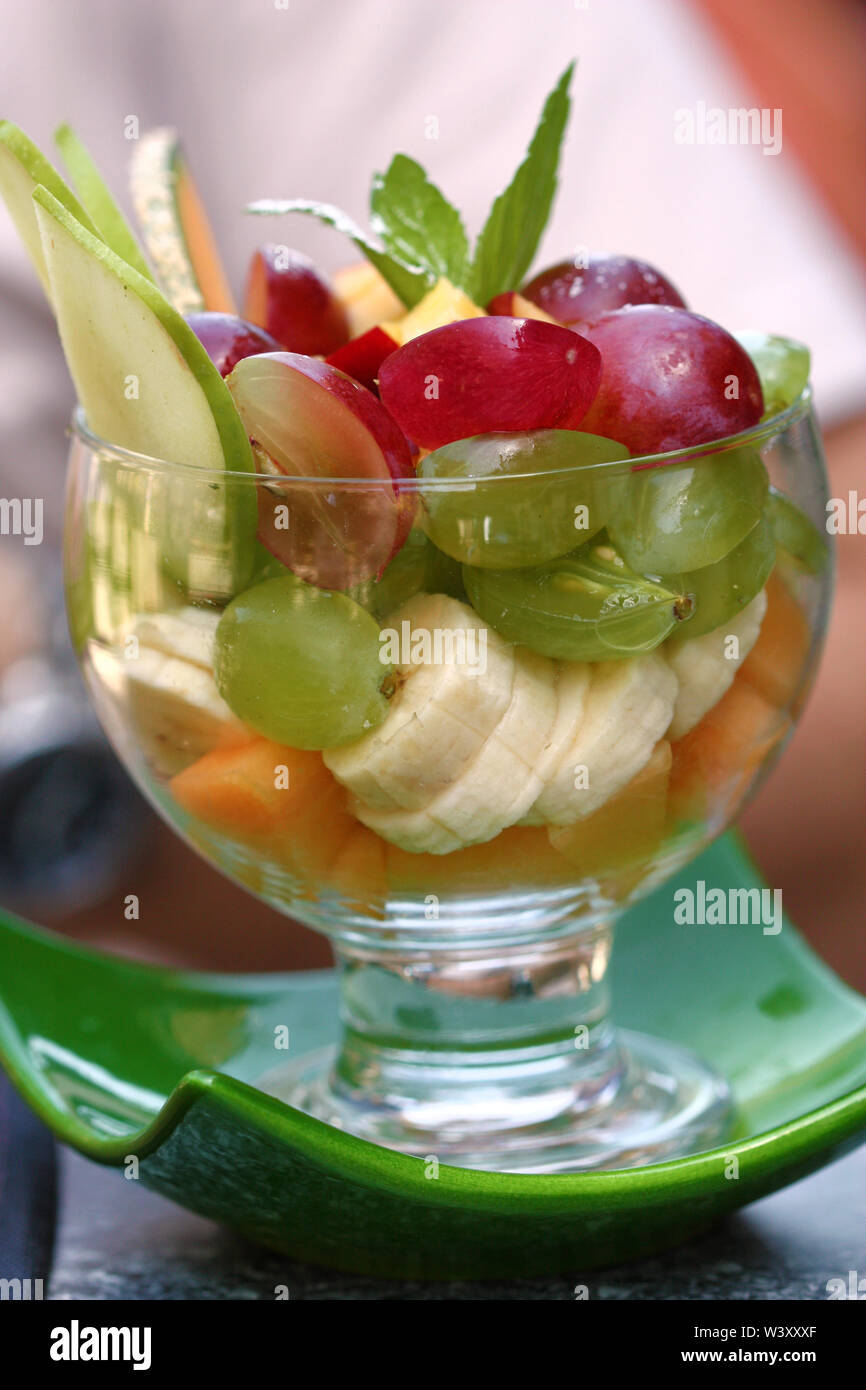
[64, 392, 831, 1173]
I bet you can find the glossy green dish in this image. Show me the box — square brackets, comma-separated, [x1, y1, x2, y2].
[0, 832, 864, 1280]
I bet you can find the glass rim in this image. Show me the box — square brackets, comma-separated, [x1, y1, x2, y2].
[69, 387, 813, 490]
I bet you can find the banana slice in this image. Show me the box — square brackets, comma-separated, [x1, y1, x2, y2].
[323, 593, 515, 812]
[126, 605, 221, 670]
[667, 590, 767, 740]
[529, 653, 678, 827]
[89, 639, 245, 778]
[126, 649, 243, 775]
[92, 606, 243, 777]
[355, 647, 558, 854]
[519, 662, 592, 825]
[324, 596, 678, 847]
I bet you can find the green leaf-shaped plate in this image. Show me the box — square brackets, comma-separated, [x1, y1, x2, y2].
[1, 833, 864, 1280]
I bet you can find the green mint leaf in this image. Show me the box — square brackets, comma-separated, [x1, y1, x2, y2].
[245, 197, 431, 307]
[468, 63, 574, 305]
[370, 154, 470, 289]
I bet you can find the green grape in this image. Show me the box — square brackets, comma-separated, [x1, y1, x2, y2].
[667, 514, 775, 643]
[766, 488, 828, 575]
[348, 528, 466, 619]
[419, 431, 628, 569]
[463, 537, 685, 661]
[348, 529, 431, 619]
[215, 575, 390, 749]
[607, 447, 768, 574]
[734, 331, 811, 417]
[350, 528, 467, 619]
[424, 539, 467, 603]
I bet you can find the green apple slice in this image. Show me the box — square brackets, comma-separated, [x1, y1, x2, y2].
[55, 123, 154, 283]
[34, 185, 256, 598]
[0, 120, 99, 299]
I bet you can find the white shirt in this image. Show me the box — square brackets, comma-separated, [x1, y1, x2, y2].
[2, 0, 864, 543]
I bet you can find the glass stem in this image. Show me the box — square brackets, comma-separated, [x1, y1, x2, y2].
[328, 923, 626, 1141]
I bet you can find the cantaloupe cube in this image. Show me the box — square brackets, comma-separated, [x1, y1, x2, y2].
[329, 823, 388, 911]
[170, 739, 329, 838]
[668, 677, 790, 826]
[548, 740, 672, 876]
[386, 824, 573, 898]
[740, 572, 811, 711]
[170, 739, 370, 891]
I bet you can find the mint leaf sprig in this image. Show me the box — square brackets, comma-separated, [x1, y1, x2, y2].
[246, 63, 574, 310]
[371, 153, 470, 290]
[244, 195, 431, 306]
[466, 62, 574, 304]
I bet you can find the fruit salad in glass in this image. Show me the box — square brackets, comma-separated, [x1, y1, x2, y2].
[0, 66, 831, 1171]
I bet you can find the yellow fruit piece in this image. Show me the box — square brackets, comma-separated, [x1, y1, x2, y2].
[548, 740, 672, 876]
[333, 262, 405, 336]
[383, 276, 486, 346]
[508, 292, 559, 324]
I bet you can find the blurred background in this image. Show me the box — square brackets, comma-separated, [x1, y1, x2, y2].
[0, 0, 863, 984]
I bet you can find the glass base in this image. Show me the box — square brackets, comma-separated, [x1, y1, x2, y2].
[261, 1029, 730, 1174]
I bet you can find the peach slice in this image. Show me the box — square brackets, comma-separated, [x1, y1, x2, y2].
[382, 276, 485, 346]
[333, 262, 405, 337]
[329, 822, 388, 912]
[486, 291, 558, 323]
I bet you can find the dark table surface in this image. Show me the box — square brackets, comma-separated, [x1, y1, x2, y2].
[46, 1143, 866, 1301]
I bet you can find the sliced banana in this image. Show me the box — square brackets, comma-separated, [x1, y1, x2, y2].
[126, 649, 243, 775]
[355, 647, 558, 854]
[528, 653, 678, 827]
[323, 593, 515, 812]
[125, 605, 221, 669]
[89, 639, 244, 779]
[519, 662, 592, 825]
[91, 606, 243, 777]
[666, 590, 767, 740]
